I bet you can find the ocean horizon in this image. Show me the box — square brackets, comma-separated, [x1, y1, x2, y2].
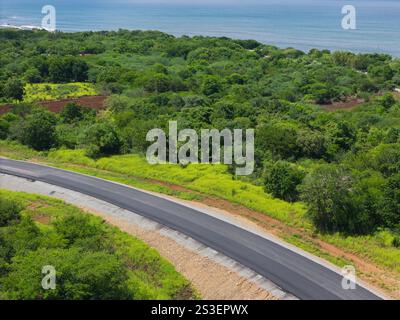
[1, 0, 400, 56]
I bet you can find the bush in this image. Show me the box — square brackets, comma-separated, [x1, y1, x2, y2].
[393, 236, 400, 248]
[48, 57, 88, 83]
[60, 103, 95, 124]
[264, 161, 305, 202]
[382, 174, 400, 228]
[381, 93, 396, 109]
[2, 78, 24, 101]
[202, 76, 222, 96]
[256, 121, 300, 159]
[1, 248, 131, 300]
[143, 73, 173, 93]
[0, 118, 10, 140]
[300, 165, 385, 234]
[82, 121, 121, 158]
[54, 213, 107, 250]
[0, 196, 21, 227]
[20, 109, 58, 151]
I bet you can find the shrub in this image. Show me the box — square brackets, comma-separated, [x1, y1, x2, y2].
[54, 214, 108, 245]
[0, 196, 22, 227]
[20, 109, 58, 151]
[264, 161, 305, 202]
[381, 93, 396, 109]
[1, 248, 131, 300]
[81, 121, 121, 158]
[300, 165, 385, 234]
[0, 118, 10, 140]
[2, 78, 24, 101]
[60, 103, 95, 124]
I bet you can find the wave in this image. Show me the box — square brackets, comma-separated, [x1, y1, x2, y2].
[0, 23, 45, 30]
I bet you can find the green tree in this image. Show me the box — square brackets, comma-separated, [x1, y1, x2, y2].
[54, 213, 106, 248]
[307, 83, 337, 104]
[60, 103, 95, 124]
[382, 174, 400, 228]
[300, 166, 384, 234]
[1, 248, 131, 300]
[380, 93, 396, 109]
[365, 143, 400, 176]
[202, 76, 222, 96]
[0, 118, 10, 139]
[48, 57, 88, 83]
[24, 68, 42, 83]
[2, 78, 24, 101]
[300, 165, 355, 233]
[256, 121, 300, 159]
[20, 109, 58, 151]
[143, 73, 172, 93]
[0, 196, 21, 227]
[325, 121, 355, 157]
[264, 161, 305, 202]
[296, 130, 326, 158]
[82, 121, 121, 158]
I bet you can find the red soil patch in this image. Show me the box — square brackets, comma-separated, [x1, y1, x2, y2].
[0, 95, 107, 115]
[322, 98, 365, 112]
[0, 104, 12, 115]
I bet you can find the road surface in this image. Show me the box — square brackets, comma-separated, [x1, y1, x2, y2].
[0, 158, 383, 300]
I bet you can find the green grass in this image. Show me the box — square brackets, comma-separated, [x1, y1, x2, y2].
[1, 142, 400, 281]
[281, 234, 352, 268]
[321, 231, 400, 272]
[23, 83, 98, 103]
[48, 149, 308, 228]
[0, 189, 198, 300]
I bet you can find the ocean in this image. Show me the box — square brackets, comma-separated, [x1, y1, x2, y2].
[1, 0, 400, 56]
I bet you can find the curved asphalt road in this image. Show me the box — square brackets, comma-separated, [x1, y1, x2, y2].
[0, 158, 382, 300]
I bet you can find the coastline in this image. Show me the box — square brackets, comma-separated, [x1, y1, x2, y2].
[0, 23, 44, 31]
[0, 25, 399, 58]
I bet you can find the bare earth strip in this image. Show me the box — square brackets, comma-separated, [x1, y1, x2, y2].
[140, 179, 398, 299]
[93, 213, 278, 300]
[1, 174, 289, 300]
[0, 95, 107, 115]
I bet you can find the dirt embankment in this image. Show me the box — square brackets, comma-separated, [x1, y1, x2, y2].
[90, 211, 279, 300]
[323, 89, 400, 112]
[0, 95, 107, 115]
[141, 178, 399, 299]
[322, 98, 365, 112]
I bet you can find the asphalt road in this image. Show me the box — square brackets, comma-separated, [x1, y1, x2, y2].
[0, 158, 383, 300]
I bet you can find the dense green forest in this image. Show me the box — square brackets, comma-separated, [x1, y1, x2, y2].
[1, 28, 400, 241]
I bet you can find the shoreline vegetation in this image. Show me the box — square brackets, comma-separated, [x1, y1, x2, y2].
[1, 29, 400, 298]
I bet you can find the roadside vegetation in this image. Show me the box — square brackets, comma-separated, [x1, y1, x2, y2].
[1, 29, 400, 295]
[2, 142, 400, 276]
[0, 189, 197, 300]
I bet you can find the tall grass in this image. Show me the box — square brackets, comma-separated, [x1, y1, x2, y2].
[24, 83, 98, 102]
[48, 149, 308, 228]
